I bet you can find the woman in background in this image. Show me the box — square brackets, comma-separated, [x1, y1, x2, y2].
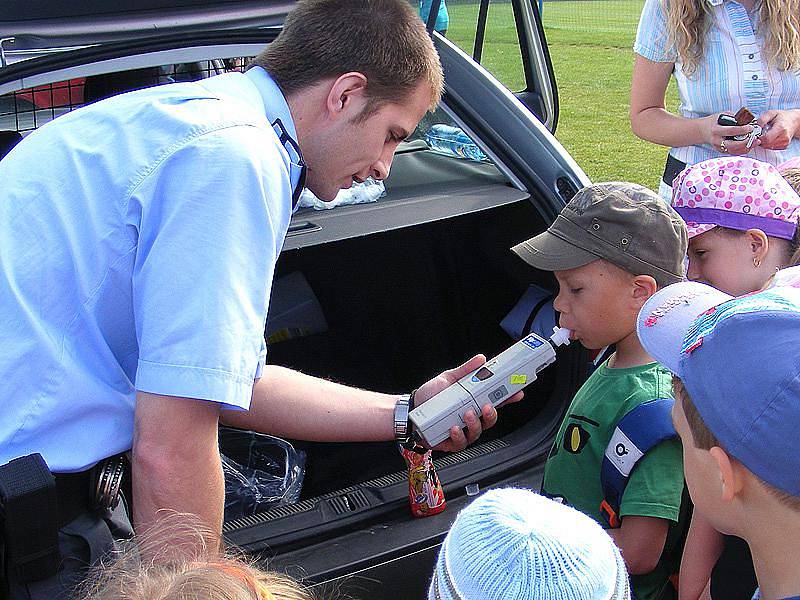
[629, 0, 800, 201]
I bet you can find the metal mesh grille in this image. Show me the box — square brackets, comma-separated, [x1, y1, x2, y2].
[0, 58, 251, 135]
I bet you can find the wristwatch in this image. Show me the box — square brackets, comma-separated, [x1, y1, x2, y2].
[393, 391, 416, 443]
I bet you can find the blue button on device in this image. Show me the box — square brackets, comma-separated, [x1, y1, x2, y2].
[522, 335, 543, 349]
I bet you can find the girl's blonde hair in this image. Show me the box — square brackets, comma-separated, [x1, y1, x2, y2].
[783, 167, 800, 196]
[780, 167, 800, 266]
[78, 513, 319, 600]
[663, 0, 800, 76]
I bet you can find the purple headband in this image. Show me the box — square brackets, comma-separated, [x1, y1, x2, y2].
[674, 205, 798, 240]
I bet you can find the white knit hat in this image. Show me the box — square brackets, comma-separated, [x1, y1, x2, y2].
[428, 489, 630, 600]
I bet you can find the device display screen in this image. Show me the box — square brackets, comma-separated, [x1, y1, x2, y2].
[474, 367, 494, 381]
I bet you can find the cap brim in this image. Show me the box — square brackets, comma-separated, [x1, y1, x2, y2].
[637, 282, 732, 375]
[511, 230, 600, 272]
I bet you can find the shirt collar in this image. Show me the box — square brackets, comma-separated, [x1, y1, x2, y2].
[706, 0, 723, 6]
[245, 66, 300, 148]
[245, 66, 306, 211]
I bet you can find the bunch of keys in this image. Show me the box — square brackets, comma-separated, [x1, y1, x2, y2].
[718, 107, 763, 149]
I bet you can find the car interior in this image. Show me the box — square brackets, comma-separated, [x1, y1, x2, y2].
[0, 57, 583, 543]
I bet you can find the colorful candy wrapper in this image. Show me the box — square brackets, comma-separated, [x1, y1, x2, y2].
[399, 443, 446, 518]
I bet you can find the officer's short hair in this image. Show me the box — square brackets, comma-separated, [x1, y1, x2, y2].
[250, 0, 443, 118]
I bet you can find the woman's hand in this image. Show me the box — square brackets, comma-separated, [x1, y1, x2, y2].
[700, 113, 757, 155]
[758, 109, 800, 150]
[629, 56, 757, 154]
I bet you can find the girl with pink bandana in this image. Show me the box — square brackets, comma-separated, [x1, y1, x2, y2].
[670, 155, 800, 600]
[672, 156, 800, 296]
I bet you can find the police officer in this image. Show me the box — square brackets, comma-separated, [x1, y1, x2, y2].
[0, 1, 517, 597]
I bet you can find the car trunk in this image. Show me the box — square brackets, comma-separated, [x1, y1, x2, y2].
[0, 47, 584, 542]
[218, 161, 587, 564]
[267, 196, 554, 497]
[0, 4, 588, 588]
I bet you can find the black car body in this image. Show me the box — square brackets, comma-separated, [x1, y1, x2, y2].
[0, 2, 590, 597]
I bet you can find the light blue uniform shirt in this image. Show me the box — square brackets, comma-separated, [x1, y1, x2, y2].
[0, 67, 300, 472]
[635, 0, 800, 199]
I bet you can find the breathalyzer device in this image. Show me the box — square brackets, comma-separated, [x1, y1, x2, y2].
[408, 327, 572, 447]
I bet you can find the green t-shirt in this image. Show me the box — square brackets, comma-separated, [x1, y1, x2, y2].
[542, 359, 685, 600]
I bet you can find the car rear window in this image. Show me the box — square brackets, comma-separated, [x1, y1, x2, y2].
[0, 60, 246, 134]
[0, 54, 500, 213]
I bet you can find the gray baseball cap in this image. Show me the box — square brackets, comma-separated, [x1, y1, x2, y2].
[512, 182, 688, 284]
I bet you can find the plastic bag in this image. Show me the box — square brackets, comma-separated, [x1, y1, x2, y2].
[219, 428, 306, 521]
[296, 178, 385, 210]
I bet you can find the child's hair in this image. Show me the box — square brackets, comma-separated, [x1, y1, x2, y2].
[783, 167, 800, 195]
[78, 513, 319, 600]
[672, 377, 800, 513]
[781, 167, 800, 266]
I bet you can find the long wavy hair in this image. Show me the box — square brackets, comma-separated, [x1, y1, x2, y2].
[664, 0, 800, 76]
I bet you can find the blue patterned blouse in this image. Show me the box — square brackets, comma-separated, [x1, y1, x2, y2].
[634, 0, 800, 199]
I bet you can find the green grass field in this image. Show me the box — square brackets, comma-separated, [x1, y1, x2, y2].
[445, 0, 678, 192]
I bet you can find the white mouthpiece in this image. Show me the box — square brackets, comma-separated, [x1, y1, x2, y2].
[550, 326, 572, 347]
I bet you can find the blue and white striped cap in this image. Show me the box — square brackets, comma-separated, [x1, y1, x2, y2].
[428, 488, 630, 600]
[638, 279, 800, 496]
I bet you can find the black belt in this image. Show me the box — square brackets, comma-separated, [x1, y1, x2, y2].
[0, 454, 127, 585]
[662, 154, 687, 188]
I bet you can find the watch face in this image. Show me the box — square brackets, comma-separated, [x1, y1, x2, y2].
[394, 395, 411, 441]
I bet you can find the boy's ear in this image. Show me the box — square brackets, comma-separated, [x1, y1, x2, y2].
[631, 275, 658, 305]
[710, 446, 744, 503]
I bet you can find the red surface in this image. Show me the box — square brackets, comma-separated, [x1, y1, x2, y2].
[16, 78, 86, 108]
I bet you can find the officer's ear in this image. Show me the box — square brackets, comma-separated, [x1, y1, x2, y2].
[326, 72, 368, 120]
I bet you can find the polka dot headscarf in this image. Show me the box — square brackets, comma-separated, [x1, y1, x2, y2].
[671, 157, 800, 240]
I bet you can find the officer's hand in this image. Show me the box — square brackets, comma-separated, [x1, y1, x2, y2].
[414, 354, 524, 453]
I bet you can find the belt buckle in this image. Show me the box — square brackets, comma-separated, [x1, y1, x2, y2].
[91, 455, 125, 511]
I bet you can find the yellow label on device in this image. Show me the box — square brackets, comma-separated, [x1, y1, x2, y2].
[510, 374, 527, 385]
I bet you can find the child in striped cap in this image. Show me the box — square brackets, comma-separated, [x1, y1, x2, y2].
[429, 488, 631, 600]
[670, 156, 800, 600]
